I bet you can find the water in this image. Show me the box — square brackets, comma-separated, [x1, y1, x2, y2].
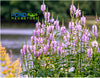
[0, 28, 34, 77]
[1, 28, 34, 60]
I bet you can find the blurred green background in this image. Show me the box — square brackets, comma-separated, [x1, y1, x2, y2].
[1, 0, 100, 28]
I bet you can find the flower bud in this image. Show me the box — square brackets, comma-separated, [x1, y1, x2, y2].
[91, 40, 98, 48]
[41, 4, 46, 12]
[36, 22, 41, 29]
[70, 4, 76, 15]
[92, 25, 97, 37]
[81, 16, 86, 26]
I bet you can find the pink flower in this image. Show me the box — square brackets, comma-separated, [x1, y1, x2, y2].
[97, 47, 100, 53]
[65, 41, 70, 47]
[61, 26, 66, 34]
[44, 12, 50, 20]
[87, 47, 93, 58]
[33, 45, 36, 52]
[91, 40, 98, 48]
[54, 20, 59, 26]
[51, 17, 54, 23]
[47, 26, 51, 33]
[82, 34, 89, 43]
[64, 36, 67, 42]
[49, 33, 54, 40]
[75, 9, 81, 18]
[60, 47, 64, 54]
[42, 63, 46, 67]
[46, 42, 49, 50]
[51, 25, 54, 31]
[40, 29, 44, 36]
[30, 45, 34, 53]
[41, 4, 46, 12]
[81, 16, 86, 26]
[43, 45, 48, 54]
[34, 36, 38, 43]
[23, 45, 29, 54]
[40, 49, 43, 56]
[41, 23, 46, 28]
[31, 36, 34, 42]
[50, 40, 57, 49]
[73, 50, 77, 55]
[75, 24, 82, 31]
[92, 25, 97, 37]
[20, 49, 23, 54]
[70, 4, 76, 15]
[40, 37, 44, 43]
[37, 29, 40, 36]
[67, 31, 70, 39]
[33, 30, 37, 36]
[61, 43, 65, 47]
[57, 46, 60, 54]
[37, 51, 40, 57]
[54, 41, 57, 48]
[84, 29, 90, 36]
[54, 20, 59, 30]
[36, 22, 41, 29]
[69, 22, 74, 29]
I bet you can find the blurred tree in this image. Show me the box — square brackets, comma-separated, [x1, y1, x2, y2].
[96, 1, 100, 15]
[1, 0, 100, 24]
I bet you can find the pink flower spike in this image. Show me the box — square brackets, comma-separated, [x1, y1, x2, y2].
[69, 22, 74, 30]
[61, 26, 66, 34]
[31, 36, 34, 42]
[75, 9, 81, 18]
[36, 22, 41, 29]
[44, 12, 50, 20]
[41, 4, 46, 12]
[64, 36, 67, 42]
[70, 4, 76, 15]
[37, 51, 40, 57]
[51, 17, 54, 23]
[57, 46, 60, 54]
[30, 45, 34, 53]
[33, 30, 37, 36]
[92, 25, 98, 37]
[41, 29, 44, 36]
[40, 49, 43, 56]
[81, 16, 86, 26]
[20, 49, 23, 54]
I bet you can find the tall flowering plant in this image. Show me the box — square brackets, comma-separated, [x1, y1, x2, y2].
[20, 0, 100, 77]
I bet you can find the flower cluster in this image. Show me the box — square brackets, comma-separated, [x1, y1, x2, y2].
[0, 43, 21, 77]
[20, 1, 100, 77]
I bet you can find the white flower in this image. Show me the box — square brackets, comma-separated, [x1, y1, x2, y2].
[69, 67, 75, 72]
[91, 40, 98, 48]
